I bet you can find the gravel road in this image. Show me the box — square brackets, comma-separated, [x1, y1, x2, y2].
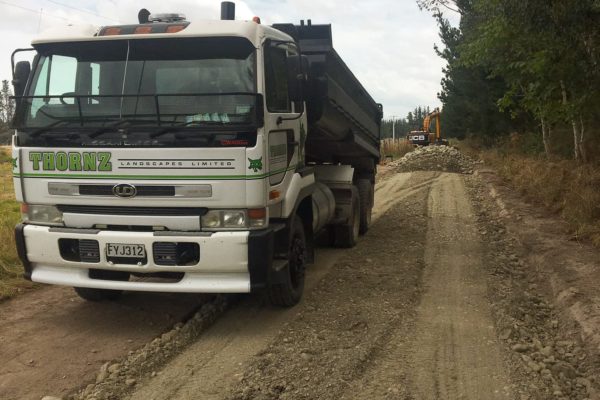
[2, 147, 600, 400]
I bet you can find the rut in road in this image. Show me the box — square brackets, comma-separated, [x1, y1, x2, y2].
[341, 173, 514, 400]
[407, 173, 512, 399]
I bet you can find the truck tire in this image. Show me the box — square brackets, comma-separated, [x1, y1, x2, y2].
[357, 179, 373, 235]
[74, 287, 122, 302]
[334, 186, 360, 248]
[268, 216, 306, 307]
[73, 269, 129, 302]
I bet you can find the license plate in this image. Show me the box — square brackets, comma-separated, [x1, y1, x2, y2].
[106, 243, 146, 258]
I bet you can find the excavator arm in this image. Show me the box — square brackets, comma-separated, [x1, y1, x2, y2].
[423, 108, 442, 144]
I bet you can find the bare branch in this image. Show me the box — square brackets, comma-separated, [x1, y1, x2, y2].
[416, 0, 461, 14]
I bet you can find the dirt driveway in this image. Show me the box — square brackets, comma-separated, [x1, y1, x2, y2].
[0, 287, 209, 399]
[1, 169, 599, 400]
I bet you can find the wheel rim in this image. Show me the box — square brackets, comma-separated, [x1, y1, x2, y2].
[289, 235, 306, 289]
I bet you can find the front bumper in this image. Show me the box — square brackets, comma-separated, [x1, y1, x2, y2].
[15, 224, 274, 293]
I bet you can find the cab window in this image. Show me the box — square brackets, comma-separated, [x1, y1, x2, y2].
[264, 42, 294, 113]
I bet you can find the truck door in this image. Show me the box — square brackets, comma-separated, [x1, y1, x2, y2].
[263, 41, 305, 190]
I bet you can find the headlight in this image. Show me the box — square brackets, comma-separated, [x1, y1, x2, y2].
[202, 211, 222, 229]
[201, 208, 267, 231]
[21, 204, 64, 226]
[223, 211, 246, 228]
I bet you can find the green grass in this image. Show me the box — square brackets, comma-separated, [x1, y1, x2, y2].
[0, 150, 33, 300]
[0, 146, 11, 163]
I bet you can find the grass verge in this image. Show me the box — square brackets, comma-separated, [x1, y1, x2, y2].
[458, 138, 600, 246]
[0, 148, 32, 300]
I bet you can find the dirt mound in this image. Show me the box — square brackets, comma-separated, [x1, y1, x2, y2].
[391, 145, 474, 174]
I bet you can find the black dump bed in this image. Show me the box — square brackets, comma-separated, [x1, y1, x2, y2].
[273, 23, 383, 167]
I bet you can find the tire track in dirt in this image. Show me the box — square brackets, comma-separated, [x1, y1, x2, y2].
[373, 172, 442, 221]
[406, 173, 512, 399]
[339, 173, 514, 400]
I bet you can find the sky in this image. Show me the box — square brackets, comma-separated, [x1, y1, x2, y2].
[0, 0, 459, 119]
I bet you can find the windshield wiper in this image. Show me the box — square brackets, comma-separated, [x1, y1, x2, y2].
[150, 120, 229, 139]
[28, 120, 78, 137]
[88, 118, 149, 138]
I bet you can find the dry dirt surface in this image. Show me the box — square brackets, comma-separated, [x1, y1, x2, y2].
[2, 148, 600, 400]
[0, 287, 209, 400]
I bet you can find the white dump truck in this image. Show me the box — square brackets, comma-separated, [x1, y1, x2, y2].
[10, 2, 382, 306]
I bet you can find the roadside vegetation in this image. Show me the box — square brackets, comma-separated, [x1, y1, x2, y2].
[419, 0, 600, 244]
[459, 135, 600, 246]
[0, 147, 29, 300]
[381, 138, 414, 161]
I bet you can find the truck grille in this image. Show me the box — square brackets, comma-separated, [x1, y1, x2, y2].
[58, 205, 208, 216]
[79, 185, 175, 197]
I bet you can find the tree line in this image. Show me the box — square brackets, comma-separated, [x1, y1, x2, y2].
[419, 0, 600, 162]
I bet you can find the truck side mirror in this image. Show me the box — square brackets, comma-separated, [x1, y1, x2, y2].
[287, 54, 304, 103]
[13, 61, 31, 97]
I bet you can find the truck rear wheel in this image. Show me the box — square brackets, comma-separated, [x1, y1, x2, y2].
[268, 216, 306, 307]
[357, 179, 373, 235]
[73, 269, 129, 302]
[334, 186, 360, 248]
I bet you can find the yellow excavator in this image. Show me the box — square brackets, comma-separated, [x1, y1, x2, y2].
[407, 108, 448, 146]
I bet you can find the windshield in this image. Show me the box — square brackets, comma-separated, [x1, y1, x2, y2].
[16, 37, 259, 147]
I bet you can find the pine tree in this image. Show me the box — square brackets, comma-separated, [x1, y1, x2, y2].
[0, 80, 14, 125]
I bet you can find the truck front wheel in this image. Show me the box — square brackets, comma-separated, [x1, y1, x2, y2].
[73, 269, 129, 302]
[268, 216, 307, 307]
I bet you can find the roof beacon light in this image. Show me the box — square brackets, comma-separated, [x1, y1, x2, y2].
[102, 27, 122, 36]
[166, 25, 186, 33]
[149, 13, 186, 23]
[252, 16, 261, 24]
[134, 26, 152, 34]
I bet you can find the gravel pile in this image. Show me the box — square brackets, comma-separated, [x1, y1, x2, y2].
[391, 145, 474, 174]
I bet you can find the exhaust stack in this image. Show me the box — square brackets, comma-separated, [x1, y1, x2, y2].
[221, 2, 235, 20]
[138, 9, 151, 23]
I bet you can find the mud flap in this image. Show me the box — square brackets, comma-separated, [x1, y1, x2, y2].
[15, 224, 32, 280]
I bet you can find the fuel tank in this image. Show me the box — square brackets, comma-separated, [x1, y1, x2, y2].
[311, 182, 335, 233]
